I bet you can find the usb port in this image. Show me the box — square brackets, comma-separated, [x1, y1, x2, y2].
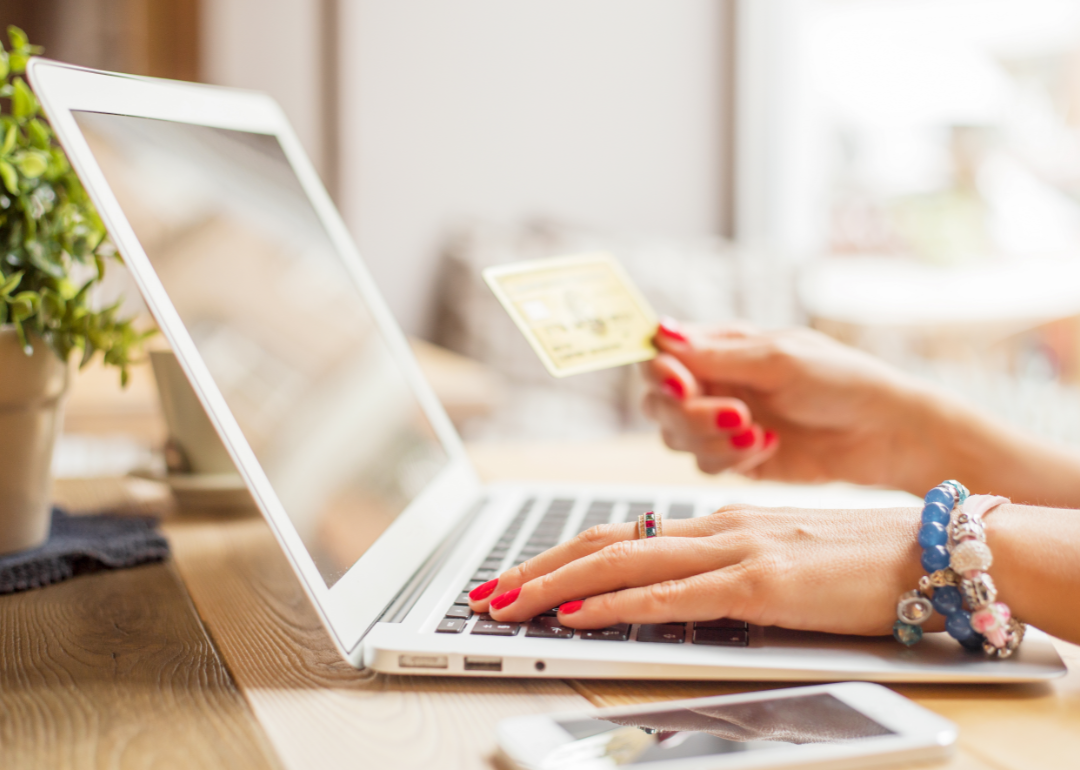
[399, 654, 448, 669]
[463, 656, 503, 672]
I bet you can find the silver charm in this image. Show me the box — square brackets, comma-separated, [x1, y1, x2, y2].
[951, 540, 993, 574]
[960, 573, 997, 610]
[897, 590, 934, 625]
[951, 519, 985, 543]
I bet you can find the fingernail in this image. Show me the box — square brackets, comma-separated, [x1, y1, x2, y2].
[661, 377, 686, 400]
[763, 429, 778, 449]
[559, 600, 584, 615]
[657, 317, 689, 343]
[490, 587, 521, 610]
[716, 408, 743, 429]
[469, 579, 498, 601]
[731, 428, 756, 449]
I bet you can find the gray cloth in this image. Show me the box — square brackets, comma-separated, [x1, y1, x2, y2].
[0, 508, 169, 594]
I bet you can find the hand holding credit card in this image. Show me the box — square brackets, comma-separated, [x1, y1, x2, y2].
[483, 254, 658, 377]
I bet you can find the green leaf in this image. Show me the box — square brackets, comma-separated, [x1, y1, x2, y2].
[13, 150, 47, 178]
[0, 269, 21, 296]
[0, 300, 7, 326]
[8, 26, 29, 52]
[12, 78, 37, 119]
[26, 242, 64, 278]
[26, 119, 49, 149]
[0, 50, 8, 82]
[0, 160, 17, 194]
[1, 124, 15, 156]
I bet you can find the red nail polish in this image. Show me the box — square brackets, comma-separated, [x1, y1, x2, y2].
[490, 587, 521, 610]
[559, 600, 584, 615]
[763, 430, 778, 449]
[657, 318, 689, 343]
[716, 408, 743, 429]
[662, 377, 686, 400]
[731, 429, 756, 449]
[469, 579, 498, 601]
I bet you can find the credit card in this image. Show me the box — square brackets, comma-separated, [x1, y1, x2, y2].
[483, 254, 658, 377]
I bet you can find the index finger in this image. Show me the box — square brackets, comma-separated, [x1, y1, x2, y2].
[468, 516, 718, 612]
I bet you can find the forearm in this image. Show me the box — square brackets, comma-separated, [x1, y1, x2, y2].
[894, 380, 1080, 507]
[985, 503, 1080, 644]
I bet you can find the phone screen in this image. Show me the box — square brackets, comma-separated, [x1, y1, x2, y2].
[549, 693, 894, 766]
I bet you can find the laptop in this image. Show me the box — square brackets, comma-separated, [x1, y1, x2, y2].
[30, 59, 1065, 683]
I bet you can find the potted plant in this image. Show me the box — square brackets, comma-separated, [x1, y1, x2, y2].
[0, 27, 148, 554]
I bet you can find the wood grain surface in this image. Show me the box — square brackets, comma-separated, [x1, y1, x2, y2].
[164, 511, 589, 770]
[0, 559, 280, 770]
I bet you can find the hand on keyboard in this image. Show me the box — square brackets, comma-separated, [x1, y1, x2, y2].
[469, 504, 931, 637]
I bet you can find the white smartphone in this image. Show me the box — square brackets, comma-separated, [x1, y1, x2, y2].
[496, 682, 956, 770]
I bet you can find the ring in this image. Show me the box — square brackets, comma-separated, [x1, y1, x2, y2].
[637, 511, 663, 539]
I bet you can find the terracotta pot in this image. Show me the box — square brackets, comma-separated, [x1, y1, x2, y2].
[0, 327, 70, 555]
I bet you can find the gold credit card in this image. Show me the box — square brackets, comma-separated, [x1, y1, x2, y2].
[483, 254, 658, 377]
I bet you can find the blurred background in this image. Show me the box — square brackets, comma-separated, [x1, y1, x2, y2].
[9, 0, 1080, 477]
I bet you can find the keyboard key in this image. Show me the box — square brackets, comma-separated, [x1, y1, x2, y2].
[580, 624, 631, 641]
[526, 617, 574, 639]
[445, 606, 473, 620]
[437, 618, 466, 633]
[472, 620, 520, 636]
[695, 618, 747, 628]
[636, 624, 686, 643]
[668, 502, 695, 519]
[473, 569, 498, 581]
[465, 580, 485, 592]
[539, 607, 559, 617]
[625, 502, 655, 522]
[480, 558, 503, 570]
[453, 592, 471, 606]
[487, 549, 509, 560]
[692, 626, 749, 646]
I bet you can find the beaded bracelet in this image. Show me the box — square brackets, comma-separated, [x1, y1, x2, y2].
[893, 481, 1025, 658]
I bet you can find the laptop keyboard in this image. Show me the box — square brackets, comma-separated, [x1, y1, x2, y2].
[434, 497, 749, 646]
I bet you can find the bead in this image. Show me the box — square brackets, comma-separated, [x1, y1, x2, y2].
[943, 480, 969, 503]
[951, 519, 985, 543]
[921, 502, 951, 525]
[960, 573, 997, 610]
[897, 590, 934, 625]
[959, 633, 986, 651]
[921, 545, 950, 573]
[946, 610, 979, 642]
[930, 568, 960, 587]
[950, 540, 992, 574]
[918, 575, 933, 596]
[932, 585, 963, 616]
[917, 521, 948, 548]
[971, 602, 1011, 634]
[893, 620, 923, 647]
[924, 486, 955, 508]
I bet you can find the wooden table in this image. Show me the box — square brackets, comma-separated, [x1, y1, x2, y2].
[3, 435, 1079, 769]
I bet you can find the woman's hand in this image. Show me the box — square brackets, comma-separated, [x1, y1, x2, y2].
[641, 319, 1080, 507]
[641, 320, 948, 494]
[469, 505, 926, 635]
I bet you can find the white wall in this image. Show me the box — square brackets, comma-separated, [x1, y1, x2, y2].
[338, 1, 728, 335]
[201, 0, 328, 177]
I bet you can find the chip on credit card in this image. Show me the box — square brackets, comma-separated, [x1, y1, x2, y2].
[483, 254, 659, 377]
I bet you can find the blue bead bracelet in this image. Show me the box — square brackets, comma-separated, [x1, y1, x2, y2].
[893, 480, 986, 651]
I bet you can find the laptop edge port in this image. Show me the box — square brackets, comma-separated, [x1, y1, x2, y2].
[399, 654, 449, 669]
[464, 656, 503, 672]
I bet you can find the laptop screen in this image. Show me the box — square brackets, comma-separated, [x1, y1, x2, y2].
[73, 111, 449, 588]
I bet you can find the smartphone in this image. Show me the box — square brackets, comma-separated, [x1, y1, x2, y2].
[496, 682, 956, 770]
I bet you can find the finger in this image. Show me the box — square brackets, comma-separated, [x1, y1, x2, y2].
[732, 430, 780, 477]
[655, 319, 787, 392]
[556, 568, 750, 628]
[487, 535, 746, 623]
[645, 393, 752, 437]
[469, 517, 717, 612]
[641, 353, 700, 401]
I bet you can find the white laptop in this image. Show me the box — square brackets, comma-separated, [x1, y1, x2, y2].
[30, 59, 1065, 683]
